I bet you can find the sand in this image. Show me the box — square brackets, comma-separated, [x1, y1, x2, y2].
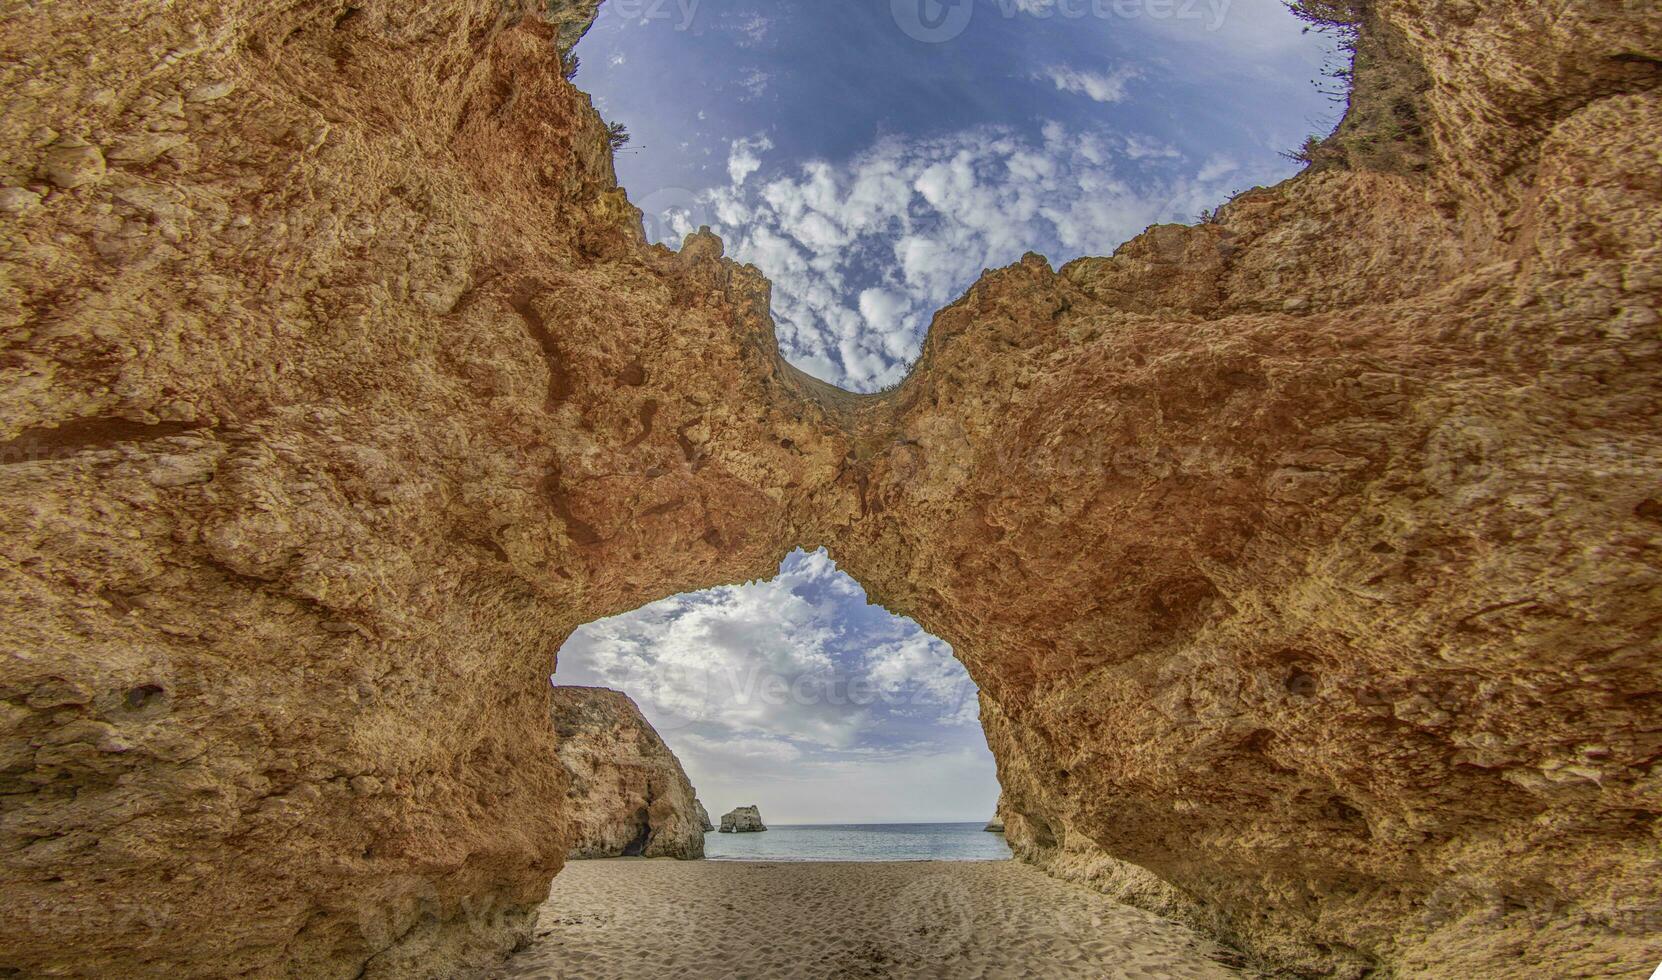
[494, 859, 1244, 979]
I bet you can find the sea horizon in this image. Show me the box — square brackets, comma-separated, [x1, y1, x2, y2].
[704, 821, 1011, 863]
[747, 820, 991, 826]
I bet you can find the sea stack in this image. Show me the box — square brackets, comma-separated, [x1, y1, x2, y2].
[719, 805, 767, 833]
[550, 686, 706, 860]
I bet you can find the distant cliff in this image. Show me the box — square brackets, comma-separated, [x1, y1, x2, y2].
[551, 687, 705, 860]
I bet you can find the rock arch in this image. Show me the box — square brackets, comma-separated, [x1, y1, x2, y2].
[0, 1, 1657, 977]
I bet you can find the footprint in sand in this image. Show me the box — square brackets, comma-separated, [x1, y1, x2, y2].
[883, 873, 977, 961]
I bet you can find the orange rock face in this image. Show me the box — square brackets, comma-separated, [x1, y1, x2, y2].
[0, 1, 1656, 977]
[551, 686, 705, 860]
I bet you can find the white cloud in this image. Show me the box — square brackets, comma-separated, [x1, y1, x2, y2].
[555, 550, 998, 821]
[557, 550, 976, 749]
[731, 12, 773, 47]
[737, 68, 771, 101]
[790, 211, 850, 253]
[643, 122, 1279, 392]
[1122, 133, 1181, 160]
[863, 633, 978, 723]
[857, 288, 912, 357]
[1196, 154, 1239, 182]
[727, 134, 774, 187]
[1031, 64, 1138, 103]
[677, 732, 803, 764]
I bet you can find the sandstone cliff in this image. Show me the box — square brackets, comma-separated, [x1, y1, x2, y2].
[549, 686, 704, 860]
[0, 1, 1657, 978]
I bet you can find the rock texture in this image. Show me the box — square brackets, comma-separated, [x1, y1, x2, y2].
[549, 686, 704, 860]
[695, 798, 715, 833]
[719, 805, 767, 834]
[0, 0, 1658, 978]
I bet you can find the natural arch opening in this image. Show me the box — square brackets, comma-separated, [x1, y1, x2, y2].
[569, 0, 1344, 392]
[550, 549, 1004, 856]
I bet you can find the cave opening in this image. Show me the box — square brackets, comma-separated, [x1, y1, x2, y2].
[550, 548, 1005, 857]
[620, 806, 654, 856]
[567, 0, 1344, 394]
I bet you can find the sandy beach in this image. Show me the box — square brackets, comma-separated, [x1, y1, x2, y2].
[494, 859, 1243, 979]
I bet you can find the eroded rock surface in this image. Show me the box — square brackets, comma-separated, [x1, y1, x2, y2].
[0, 1, 1658, 977]
[550, 686, 704, 860]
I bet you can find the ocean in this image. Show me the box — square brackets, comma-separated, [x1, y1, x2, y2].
[703, 822, 1012, 862]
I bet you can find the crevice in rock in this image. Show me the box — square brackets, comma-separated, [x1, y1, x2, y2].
[509, 282, 574, 408]
[0, 418, 208, 465]
[619, 806, 652, 857]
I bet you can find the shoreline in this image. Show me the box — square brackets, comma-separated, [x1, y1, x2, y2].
[698, 863, 990, 870]
[495, 858, 1242, 979]
[701, 821, 1013, 865]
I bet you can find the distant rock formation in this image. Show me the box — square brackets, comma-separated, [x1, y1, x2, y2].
[984, 798, 1005, 833]
[550, 687, 705, 860]
[719, 805, 767, 833]
[695, 799, 715, 832]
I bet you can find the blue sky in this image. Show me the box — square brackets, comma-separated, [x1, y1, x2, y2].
[556, 0, 1336, 823]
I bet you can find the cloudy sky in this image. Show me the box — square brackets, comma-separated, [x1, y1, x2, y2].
[555, 551, 993, 824]
[577, 0, 1339, 391]
[558, 0, 1335, 822]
